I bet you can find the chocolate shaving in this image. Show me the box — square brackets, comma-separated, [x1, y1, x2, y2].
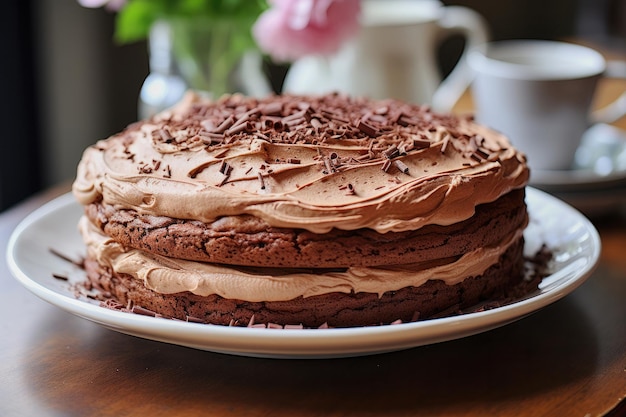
[200, 119, 216, 132]
[198, 132, 225, 145]
[232, 113, 250, 127]
[210, 116, 234, 133]
[397, 115, 421, 127]
[441, 136, 450, 154]
[272, 120, 285, 132]
[284, 117, 306, 127]
[257, 172, 266, 190]
[323, 157, 333, 174]
[397, 117, 410, 127]
[155, 128, 174, 143]
[310, 118, 322, 128]
[188, 162, 212, 179]
[132, 306, 157, 317]
[213, 149, 229, 159]
[475, 148, 490, 160]
[357, 120, 379, 136]
[219, 160, 231, 175]
[260, 102, 283, 116]
[49, 248, 84, 268]
[394, 160, 410, 174]
[384, 144, 399, 159]
[217, 173, 231, 187]
[282, 109, 307, 123]
[413, 137, 431, 149]
[225, 121, 252, 136]
[321, 109, 349, 123]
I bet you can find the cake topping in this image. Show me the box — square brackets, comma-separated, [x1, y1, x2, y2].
[139, 92, 498, 166]
[73, 92, 528, 233]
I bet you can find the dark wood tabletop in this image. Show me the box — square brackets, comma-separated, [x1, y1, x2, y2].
[2, 169, 626, 417]
[2, 184, 625, 417]
[2, 55, 626, 417]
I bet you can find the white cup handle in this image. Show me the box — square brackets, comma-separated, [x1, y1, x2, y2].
[591, 60, 626, 124]
[431, 6, 489, 112]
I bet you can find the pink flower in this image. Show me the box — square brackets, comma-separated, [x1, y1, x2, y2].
[253, 0, 361, 62]
[78, 0, 126, 11]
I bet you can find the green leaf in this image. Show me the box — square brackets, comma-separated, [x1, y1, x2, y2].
[112, 0, 269, 43]
[114, 0, 161, 43]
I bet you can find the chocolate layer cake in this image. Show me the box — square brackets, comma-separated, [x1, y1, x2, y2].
[73, 92, 531, 328]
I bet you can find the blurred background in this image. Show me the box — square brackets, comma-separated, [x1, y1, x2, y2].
[1, 0, 625, 211]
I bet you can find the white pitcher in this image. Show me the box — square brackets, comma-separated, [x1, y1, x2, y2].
[282, 0, 489, 111]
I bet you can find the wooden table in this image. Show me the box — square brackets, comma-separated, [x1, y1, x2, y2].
[2, 58, 626, 417]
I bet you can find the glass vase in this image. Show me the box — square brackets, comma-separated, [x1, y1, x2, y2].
[139, 17, 271, 119]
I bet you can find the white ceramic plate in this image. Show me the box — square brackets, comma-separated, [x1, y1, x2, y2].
[7, 188, 600, 359]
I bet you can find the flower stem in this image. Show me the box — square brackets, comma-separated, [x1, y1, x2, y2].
[168, 17, 248, 98]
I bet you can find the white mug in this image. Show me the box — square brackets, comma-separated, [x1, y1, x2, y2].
[282, 0, 489, 111]
[468, 40, 626, 172]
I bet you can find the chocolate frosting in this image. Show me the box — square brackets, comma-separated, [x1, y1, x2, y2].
[73, 92, 528, 233]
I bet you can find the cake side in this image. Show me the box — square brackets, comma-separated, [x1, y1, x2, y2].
[83, 237, 526, 328]
[82, 188, 527, 268]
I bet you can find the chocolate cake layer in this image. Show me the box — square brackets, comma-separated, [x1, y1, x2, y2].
[83, 237, 526, 328]
[84, 189, 527, 268]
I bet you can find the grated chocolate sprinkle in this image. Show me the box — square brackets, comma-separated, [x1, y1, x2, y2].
[142, 94, 506, 177]
[52, 273, 69, 281]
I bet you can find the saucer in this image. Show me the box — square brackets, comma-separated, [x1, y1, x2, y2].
[529, 167, 626, 192]
[528, 123, 626, 216]
[530, 123, 626, 192]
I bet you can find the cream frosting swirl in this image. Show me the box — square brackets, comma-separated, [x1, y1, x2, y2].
[73, 92, 528, 233]
[80, 216, 522, 301]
